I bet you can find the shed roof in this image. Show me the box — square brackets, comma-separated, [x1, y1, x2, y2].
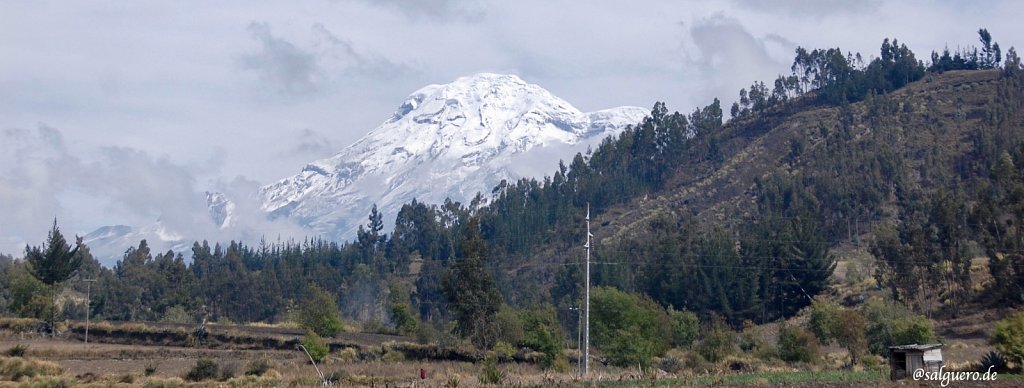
[889, 344, 943, 351]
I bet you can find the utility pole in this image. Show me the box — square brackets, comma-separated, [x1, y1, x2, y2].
[569, 306, 581, 377]
[82, 279, 96, 345]
[583, 203, 591, 376]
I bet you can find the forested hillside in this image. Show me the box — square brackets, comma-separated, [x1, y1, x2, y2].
[3, 29, 1023, 368]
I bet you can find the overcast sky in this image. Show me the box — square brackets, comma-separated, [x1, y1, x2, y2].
[2, 0, 1022, 256]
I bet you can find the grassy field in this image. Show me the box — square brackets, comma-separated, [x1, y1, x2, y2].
[1, 318, 1023, 387]
[2, 336, 1024, 387]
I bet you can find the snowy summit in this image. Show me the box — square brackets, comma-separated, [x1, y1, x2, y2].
[260, 73, 648, 239]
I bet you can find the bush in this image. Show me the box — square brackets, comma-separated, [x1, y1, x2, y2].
[296, 286, 343, 337]
[391, 303, 418, 336]
[325, 369, 349, 385]
[680, 350, 714, 372]
[336, 347, 359, 362]
[493, 307, 525, 346]
[144, 362, 158, 376]
[6, 344, 27, 357]
[861, 354, 883, 370]
[863, 298, 935, 355]
[591, 287, 672, 368]
[219, 361, 238, 381]
[119, 373, 135, 384]
[301, 330, 329, 363]
[890, 315, 935, 346]
[992, 312, 1024, 365]
[738, 321, 765, 354]
[160, 305, 192, 324]
[834, 309, 868, 365]
[415, 323, 439, 345]
[491, 341, 516, 362]
[478, 356, 505, 385]
[245, 358, 273, 376]
[668, 307, 700, 348]
[698, 326, 737, 363]
[185, 359, 219, 382]
[979, 351, 1009, 373]
[0, 357, 64, 380]
[659, 349, 688, 373]
[777, 325, 820, 363]
[807, 300, 840, 344]
[519, 307, 564, 370]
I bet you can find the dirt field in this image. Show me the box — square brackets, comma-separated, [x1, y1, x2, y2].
[0, 335, 552, 387]
[0, 315, 1021, 387]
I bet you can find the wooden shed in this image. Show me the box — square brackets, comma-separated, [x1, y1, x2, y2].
[888, 344, 943, 380]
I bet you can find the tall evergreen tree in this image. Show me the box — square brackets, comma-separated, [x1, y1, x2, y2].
[25, 220, 87, 336]
[442, 216, 502, 349]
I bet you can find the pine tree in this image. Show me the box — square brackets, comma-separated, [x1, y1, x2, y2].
[442, 216, 502, 349]
[25, 220, 86, 336]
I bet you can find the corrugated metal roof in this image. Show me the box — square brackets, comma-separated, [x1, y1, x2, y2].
[889, 343, 943, 351]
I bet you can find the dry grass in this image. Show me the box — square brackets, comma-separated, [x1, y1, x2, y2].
[0, 356, 65, 381]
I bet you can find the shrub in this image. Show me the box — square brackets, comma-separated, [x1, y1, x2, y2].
[296, 286, 343, 337]
[493, 307, 525, 346]
[491, 341, 516, 362]
[680, 350, 714, 372]
[219, 361, 238, 381]
[698, 326, 737, 363]
[668, 307, 700, 348]
[519, 307, 564, 370]
[144, 362, 158, 376]
[739, 321, 764, 354]
[245, 358, 273, 376]
[992, 312, 1024, 365]
[391, 303, 418, 336]
[28, 376, 74, 388]
[777, 325, 820, 363]
[659, 349, 686, 373]
[860, 354, 883, 370]
[6, 344, 28, 357]
[185, 359, 219, 381]
[325, 369, 349, 385]
[891, 316, 935, 345]
[336, 347, 359, 362]
[863, 298, 935, 355]
[0, 357, 64, 380]
[160, 305, 192, 324]
[478, 356, 505, 385]
[552, 353, 571, 373]
[979, 351, 1009, 373]
[834, 309, 868, 365]
[301, 330, 329, 363]
[807, 300, 840, 344]
[590, 287, 672, 368]
[416, 323, 439, 344]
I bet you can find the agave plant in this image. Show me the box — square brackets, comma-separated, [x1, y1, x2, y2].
[979, 351, 1008, 373]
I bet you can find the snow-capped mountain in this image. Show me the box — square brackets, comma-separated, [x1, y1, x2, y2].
[206, 191, 235, 229]
[83, 194, 235, 265]
[260, 73, 648, 239]
[83, 222, 193, 265]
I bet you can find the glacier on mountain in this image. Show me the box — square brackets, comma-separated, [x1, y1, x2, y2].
[259, 73, 648, 239]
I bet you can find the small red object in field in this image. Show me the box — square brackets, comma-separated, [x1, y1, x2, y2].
[420, 368, 426, 379]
